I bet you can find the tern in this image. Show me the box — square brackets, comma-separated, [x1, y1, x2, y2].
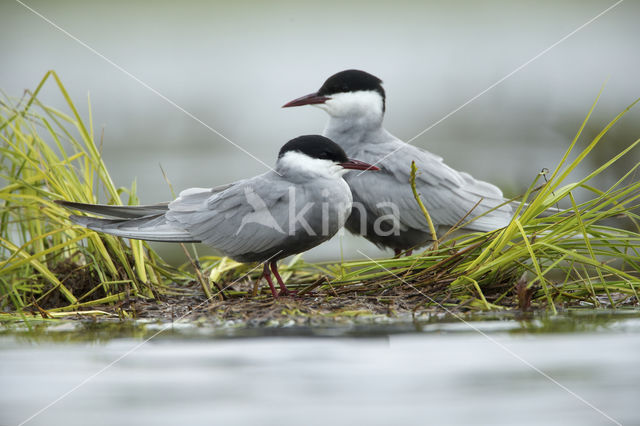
[56, 135, 378, 298]
[283, 69, 513, 255]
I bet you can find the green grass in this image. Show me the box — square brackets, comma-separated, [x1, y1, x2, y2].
[1, 72, 639, 318]
[0, 71, 195, 317]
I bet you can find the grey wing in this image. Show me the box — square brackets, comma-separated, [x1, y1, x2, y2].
[348, 140, 512, 232]
[58, 183, 238, 242]
[55, 200, 169, 218]
[54, 183, 235, 218]
[165, 174, 293, 258]
[67, 213, 198, 242]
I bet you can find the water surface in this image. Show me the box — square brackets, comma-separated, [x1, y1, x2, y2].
[1, 312, 639, 426]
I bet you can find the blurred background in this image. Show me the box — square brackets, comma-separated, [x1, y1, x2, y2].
[2, 0, 639, 261]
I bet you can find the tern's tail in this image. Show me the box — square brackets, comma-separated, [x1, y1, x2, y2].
[56, 200, 199, 243]
[55, 200, 170, 218]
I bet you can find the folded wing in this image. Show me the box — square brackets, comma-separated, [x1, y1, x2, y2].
[166, 173, 295, 257]
[346, 139, 513, 233]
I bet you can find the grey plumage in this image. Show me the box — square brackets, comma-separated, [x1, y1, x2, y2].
[60, 200, 169, 218]
[58, 168, 351, 263]
[57, 135, 378, 297]
[284, 69, 513, 252]
[335, 130, 512, 251]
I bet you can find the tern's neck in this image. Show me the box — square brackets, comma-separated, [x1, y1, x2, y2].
[317, 90, 386, 149]
[323, 114, 385, 150]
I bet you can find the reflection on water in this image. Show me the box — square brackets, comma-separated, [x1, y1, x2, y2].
[1, 311, 639, 426]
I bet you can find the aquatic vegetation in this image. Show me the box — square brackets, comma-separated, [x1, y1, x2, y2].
[1, 72, 638, 318]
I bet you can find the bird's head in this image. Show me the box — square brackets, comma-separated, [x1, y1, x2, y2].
[276, 135, 379, 180]
[283, 70, 385, 123]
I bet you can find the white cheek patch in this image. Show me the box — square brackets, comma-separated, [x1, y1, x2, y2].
[324, 91, 384, 118]
[278, 151, 342, 179]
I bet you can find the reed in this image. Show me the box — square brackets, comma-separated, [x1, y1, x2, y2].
[1, 72, 638, 317]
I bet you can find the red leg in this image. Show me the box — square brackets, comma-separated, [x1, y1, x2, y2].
[393, 248, 414, 258]
[270, 261, 295, 296]
[262, 262, 278, 298]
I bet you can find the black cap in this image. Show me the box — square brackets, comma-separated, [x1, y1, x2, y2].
[317, 69, 385, 111]
[278, 135, 349, 163]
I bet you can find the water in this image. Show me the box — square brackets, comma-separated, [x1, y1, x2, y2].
[2, 312, 639, 426]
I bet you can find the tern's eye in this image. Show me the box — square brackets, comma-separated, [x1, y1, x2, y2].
[332, 84, 348, 93]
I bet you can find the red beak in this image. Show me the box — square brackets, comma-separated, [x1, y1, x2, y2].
[340, 159, 379, 171]
[282, 92, 329, 108]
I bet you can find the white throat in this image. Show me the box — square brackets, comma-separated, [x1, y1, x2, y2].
[317, 91, 385, 150]
[276, 151, 347, 181]
[315, 90, 384, 124]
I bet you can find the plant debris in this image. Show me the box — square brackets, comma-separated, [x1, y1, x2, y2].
[2, 72, 640, 320]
